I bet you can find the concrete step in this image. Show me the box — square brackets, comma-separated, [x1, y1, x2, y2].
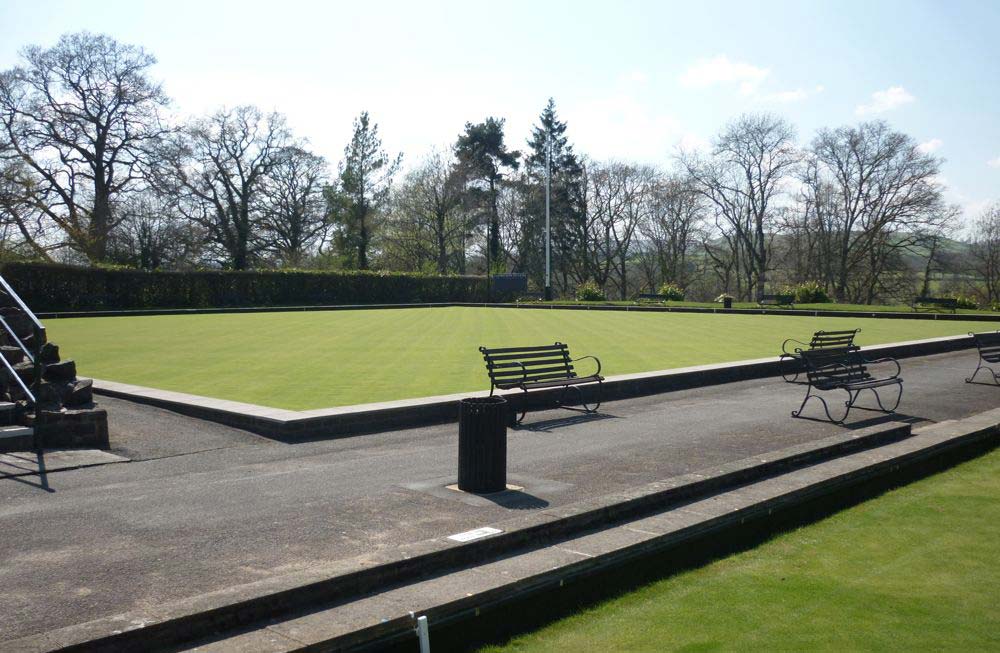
[0, 401, 16, 427]
[0, 425, 34, 452]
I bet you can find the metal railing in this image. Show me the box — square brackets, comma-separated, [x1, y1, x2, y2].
[0, 274, 45, 416]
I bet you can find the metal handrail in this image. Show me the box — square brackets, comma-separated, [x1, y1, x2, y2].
[0, 274, 44, 416]
[0, 316, 34, 362]
[0, 274, 44, 334]
[0, 350, 34, 405]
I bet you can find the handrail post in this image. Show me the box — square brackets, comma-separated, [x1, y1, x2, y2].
[31, 323, 44, 424]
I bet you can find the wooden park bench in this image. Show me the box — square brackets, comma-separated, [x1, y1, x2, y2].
[966, 330, 1000, 385]
[911, 296, 958, 313]
[791, 347, 903, 424]
[635, 293, 668, 303]
[758, 294, 795, 308]
[479, 342, 603, 424]
[515, 292, 545, 303]
[779, 329, 861, 383]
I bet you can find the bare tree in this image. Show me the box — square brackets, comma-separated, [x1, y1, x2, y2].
[0, 32, 169, 262]
[805, 121, 948, 302]
[384, 150, 464, 273]
[583, 161, 654, 298]
[107, 192, 195, 269]
[0, 155, 62, 260]
[971, 202, 1000, 304]
[681, 114, 799, 300]
[260, 145, 330, 267]
[637, 173, 705, 291]
[155, 106, 289, 269]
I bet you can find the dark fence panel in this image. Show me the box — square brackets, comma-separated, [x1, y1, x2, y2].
[0, 263, 488, 311]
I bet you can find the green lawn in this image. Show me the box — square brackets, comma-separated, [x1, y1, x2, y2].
[46, 306, 992, 410]
[480, 448, 1000, 652]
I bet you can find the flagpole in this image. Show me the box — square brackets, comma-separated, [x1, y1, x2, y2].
[544, 130, 552, 300]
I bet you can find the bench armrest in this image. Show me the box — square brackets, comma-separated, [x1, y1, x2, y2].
[782, 338, 809, 356]
[572, 355, 602, 377]
[862, 356, 901, 379]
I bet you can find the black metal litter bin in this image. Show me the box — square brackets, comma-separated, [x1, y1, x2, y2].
[458, 396, 508, 493]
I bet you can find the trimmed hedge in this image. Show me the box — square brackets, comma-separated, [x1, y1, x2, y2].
[0, 262, 488, 311]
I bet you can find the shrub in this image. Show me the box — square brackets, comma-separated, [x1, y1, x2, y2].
[952, 294, 979, 310]
[0, 262, 488, 311]
[789, 281, 831, 304]
[992, 302, 1000, 312]
[657, 283, 685, 301]
[575, 281, 606, 302]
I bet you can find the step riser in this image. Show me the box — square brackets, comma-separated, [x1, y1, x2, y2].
[0, 429, 35, 452]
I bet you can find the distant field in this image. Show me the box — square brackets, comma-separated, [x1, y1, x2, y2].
[46, 306, 991, 410]
[480, 447, 1000, 652]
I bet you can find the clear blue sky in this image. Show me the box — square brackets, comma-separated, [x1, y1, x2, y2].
[2, 0, 998, 223]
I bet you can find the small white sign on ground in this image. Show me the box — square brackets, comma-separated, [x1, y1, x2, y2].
[447, 526, 503, 543]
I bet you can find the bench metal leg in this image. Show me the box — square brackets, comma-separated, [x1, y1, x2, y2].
[792, 386, 850, 424]
[845, 384, 902, 415]
[560, 382, 603, 414]
[867, 384, 903, 412]
[966, 361, 999, 385]
[515, 388, 528, 425]
[779, 354, 802, 383]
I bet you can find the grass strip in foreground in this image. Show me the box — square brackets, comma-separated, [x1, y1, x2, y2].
[480, 447, 1000, 652]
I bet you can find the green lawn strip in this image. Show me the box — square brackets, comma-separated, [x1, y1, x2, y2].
[46, 307, 988, 410]
[480, 448, 1000, 653]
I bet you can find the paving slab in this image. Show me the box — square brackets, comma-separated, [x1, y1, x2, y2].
[0, 349, 996, 645]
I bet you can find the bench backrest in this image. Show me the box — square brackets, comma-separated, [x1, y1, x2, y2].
[480, 342, 575, 388]
[971, 331, 1000, 360]
[760, 294, 794, 304]
[799, 347, 870, 388]
[914, 296, 957, 307]
[809, 329, 861, 350]
[637, 293, 665, 300]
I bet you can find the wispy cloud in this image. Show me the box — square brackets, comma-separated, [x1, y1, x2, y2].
[917, 138, 943, 154]
[988, 156, 1000, 168]
[855, 86, 915, 115]
[759, 85, 825, 104]
[679, 55, 770, 95]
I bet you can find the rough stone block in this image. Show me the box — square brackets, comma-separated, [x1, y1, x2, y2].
[29, 407, 109, 449]
[61, 378, 94, 407]
[43, 359, 77, 382]
[39, 342, 60, 364]
[0, 346, 25, 365]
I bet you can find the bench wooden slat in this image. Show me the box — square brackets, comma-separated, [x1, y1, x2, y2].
[481, 344, 567, 355]
[486, 350, 571, 362]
